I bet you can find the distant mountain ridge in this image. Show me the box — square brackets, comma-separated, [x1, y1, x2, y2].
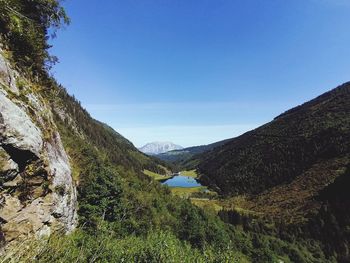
[155, 139, 231, 166]
[139, 141, 183, 155]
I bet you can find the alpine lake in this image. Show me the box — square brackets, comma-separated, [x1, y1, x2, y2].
[161, 173, 202, 187]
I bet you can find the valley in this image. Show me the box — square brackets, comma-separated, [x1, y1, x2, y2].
[0, 1, 349, 262]
[143, 82, 350, 262]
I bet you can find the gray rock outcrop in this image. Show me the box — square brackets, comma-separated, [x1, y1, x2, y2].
[0, 50, 77, 248]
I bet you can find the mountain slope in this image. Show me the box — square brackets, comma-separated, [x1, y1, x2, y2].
[197, 82, 350, 196]
[196, 83, 350, 261]
[53, 90, 171, 176]
[139, 141, 183, 155]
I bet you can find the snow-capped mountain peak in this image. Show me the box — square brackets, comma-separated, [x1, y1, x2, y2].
[138, 141, 183, 155]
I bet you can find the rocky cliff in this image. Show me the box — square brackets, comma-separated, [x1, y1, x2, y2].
[0, 50, 77, 248]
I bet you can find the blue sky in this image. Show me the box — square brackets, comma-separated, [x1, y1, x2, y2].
[51, 0, 350, 147]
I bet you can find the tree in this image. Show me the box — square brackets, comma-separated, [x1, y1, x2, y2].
[0, 0, 69, 75]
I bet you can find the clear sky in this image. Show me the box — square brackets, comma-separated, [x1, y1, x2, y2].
[51, 0, 350, 147]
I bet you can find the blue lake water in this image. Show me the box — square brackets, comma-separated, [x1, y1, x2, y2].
[162, 175, 202, 188]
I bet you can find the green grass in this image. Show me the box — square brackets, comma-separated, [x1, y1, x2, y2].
[170, 186, 207, 198]
[158, 164, 172, 174]
[169, 170, 218, 199]
[1, 230, 250, 263]
[191, 198, 223, 213]
[143, 169, 173, 181]
[180, 169, 198, 178]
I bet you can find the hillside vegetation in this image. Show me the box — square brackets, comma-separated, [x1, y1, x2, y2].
[155, 139, 230, 169]
[194, 83, 350, 261]
[198, 83, 350, 196]
[0, 1, 330, 262]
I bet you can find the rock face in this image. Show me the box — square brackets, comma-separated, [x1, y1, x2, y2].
[139, 141, 183, 155]
[0, 51, 77, 247]
[0, 92, 43, 157]
[0, 53, 18, 94]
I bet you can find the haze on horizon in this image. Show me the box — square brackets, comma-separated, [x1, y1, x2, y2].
[51, 0, 350, 147]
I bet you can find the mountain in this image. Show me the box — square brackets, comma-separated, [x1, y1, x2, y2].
[195, 82, 350, 261]
[139, 142, 183, 155]
[155, 139, 231, 166]
[197, 82, 350, 196]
